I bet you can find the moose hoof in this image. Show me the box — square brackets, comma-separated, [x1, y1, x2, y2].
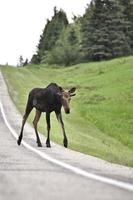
[46, 140, 51, 148]
[46, 143, 51, 148]
[37, 143, 42, 147]
[36, 141, 42, 147]
[63, 138, 68, 148]
[17, 138, 21, 146]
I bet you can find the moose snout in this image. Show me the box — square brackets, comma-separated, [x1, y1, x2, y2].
[65, 108, 70, 114]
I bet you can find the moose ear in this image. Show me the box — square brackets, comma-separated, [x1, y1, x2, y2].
[59, 86, 64, 92]
[69, 87, 76, 94]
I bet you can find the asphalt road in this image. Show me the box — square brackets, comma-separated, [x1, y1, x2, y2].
[0, 71, 133, 200]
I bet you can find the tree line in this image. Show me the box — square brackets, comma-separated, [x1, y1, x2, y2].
[31, 0, 133, 66]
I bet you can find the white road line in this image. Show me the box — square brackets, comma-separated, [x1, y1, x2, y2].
[0, 101, 133, 192]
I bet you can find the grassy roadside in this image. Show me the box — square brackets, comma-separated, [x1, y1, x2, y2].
[1, 56, 133, 167]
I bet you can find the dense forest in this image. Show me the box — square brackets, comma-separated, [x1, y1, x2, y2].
[31, 0, 133, 66]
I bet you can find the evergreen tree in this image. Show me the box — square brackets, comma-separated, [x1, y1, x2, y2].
[30, 54, 40, 64]
[31, 7, 68, 64]
[23, 58, 29, 66]
[118, 0, 133, 51]
[37, 19, 50, 62]
[81, 0, 131, 61]
[18, 55, 24, 66]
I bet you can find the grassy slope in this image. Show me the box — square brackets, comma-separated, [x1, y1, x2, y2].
[1, 56, 133, 167]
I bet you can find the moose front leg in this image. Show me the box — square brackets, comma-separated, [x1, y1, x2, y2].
[56, 112, 68, 148]
[46, 112, 51, 147]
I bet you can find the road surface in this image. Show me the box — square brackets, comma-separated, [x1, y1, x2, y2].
[0, 71, 133, 200]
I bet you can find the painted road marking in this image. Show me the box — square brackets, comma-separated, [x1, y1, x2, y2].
[0, 100, 133, 192]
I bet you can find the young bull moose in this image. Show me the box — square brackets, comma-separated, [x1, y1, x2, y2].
[17, 83, 76, 148]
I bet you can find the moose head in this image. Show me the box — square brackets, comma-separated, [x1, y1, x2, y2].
[58, 87, 76, 114]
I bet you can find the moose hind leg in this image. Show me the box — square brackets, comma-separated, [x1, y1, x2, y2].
[17, 100, 33, 146]
[17, 114, 28, 145]
[33, 109, 42, 147]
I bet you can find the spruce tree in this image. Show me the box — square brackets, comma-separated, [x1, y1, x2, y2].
[118, 0, 133, 51]
[81, 0, 131, 61]
[18, 55, 24, 66]
[31, 8, 68, 64]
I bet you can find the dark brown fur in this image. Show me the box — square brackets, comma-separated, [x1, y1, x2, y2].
[17, 83, 76, 148]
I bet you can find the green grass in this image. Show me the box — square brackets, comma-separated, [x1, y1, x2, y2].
[1, 56, 133, 167]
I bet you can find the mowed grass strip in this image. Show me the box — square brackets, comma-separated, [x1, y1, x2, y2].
[1, 56, 133, 167]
